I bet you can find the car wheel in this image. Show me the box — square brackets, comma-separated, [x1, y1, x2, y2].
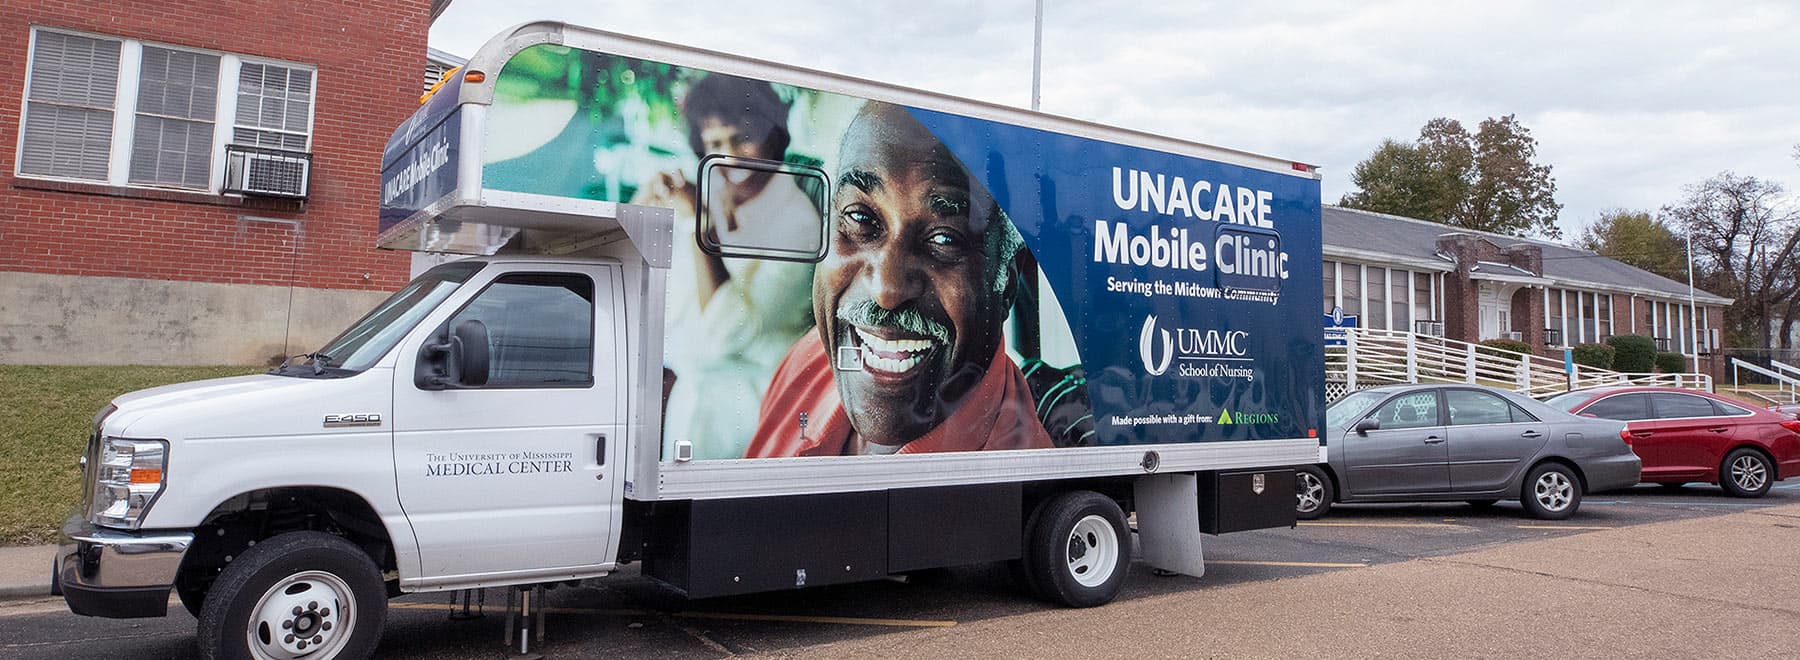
[1720, 448, 1774, 498]
[1521, 462, 1582, 520]
[1023, 491, 1131, 608]
[196, 531, 386, 660]
[1295, 466, 1334, 520]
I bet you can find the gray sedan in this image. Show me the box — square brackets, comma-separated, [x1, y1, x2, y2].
[1296, 384, 1641, 520]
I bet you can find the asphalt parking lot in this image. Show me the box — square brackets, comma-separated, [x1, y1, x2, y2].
[4, 478, 1797, 659]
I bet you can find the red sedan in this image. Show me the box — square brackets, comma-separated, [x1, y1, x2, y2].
[1546, 386, 1800, 497]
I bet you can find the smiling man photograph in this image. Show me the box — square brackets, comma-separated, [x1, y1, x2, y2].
[743, 102, 1053, 457]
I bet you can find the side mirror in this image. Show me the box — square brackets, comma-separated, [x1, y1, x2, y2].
[417, 319, 490, 390]
[1353, 417, 1380, 435]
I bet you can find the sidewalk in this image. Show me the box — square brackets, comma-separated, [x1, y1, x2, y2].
[0, 545, 55, 600]
[773, 504, 1800, 658]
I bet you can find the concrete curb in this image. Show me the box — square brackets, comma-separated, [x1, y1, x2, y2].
[0, 584, 52, 600]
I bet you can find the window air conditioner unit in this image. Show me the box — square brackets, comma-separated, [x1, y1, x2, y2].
[224, 145, 312, 199]
[1414, 320, 1444, 337]
[1500, 331, 1522, 341]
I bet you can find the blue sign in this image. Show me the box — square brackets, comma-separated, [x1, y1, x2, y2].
[912, 108, 1325, 444]
[379, 75, 465, 235]
[1324, 308, 1359, 347]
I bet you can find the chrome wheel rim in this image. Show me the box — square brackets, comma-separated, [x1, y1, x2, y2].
[1534, 471, 1574, 512]
[1296, 472, 1325, 513]
[1065, 515, 1120, 588]
[247, 570, 354, 660]
[1731, 455, 1768, 492]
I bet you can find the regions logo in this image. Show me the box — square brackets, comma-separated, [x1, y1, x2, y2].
[1218, 408, 1280, 425]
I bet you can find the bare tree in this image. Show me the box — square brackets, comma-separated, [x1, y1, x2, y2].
[1663, 172, 1800, 349]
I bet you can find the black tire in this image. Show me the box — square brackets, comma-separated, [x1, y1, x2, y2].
[1023, 491, 1131, 608]
[1720, 448, 1774, 498]
[196, 532, 386, 660]
[1465, 499, 1500, 509]
[1520, 462, 1582, 520]
[1295, 465, 1334, 520]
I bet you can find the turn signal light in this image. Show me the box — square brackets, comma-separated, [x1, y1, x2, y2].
[1779, 420, 1800, 434]
[463, 70, 486, 84]
[129, 468, 162, 484]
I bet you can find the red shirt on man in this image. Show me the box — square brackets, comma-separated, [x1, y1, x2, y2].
[744, 332, 1053, 457]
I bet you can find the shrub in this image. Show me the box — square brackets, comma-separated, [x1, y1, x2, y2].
[1571, 343, 1615, 370]
[1477, 338, 1533, 359]
[1606, 335, 1657, 373]
[1655, 351, 1689, 373]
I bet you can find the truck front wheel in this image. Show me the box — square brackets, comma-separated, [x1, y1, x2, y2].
[196, 531, 386, 660]
[1024, 491, 1131, 608]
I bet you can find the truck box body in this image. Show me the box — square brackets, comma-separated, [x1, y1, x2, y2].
[379, 21, 1325, 496]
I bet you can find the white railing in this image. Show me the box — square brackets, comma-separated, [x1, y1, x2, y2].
[1729, 357, 1800, 403]
[1329, 327, 1713, 399]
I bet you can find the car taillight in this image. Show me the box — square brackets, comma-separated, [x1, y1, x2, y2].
[1780, 420, 1800, 434]
[1620, 427, 1633, 445]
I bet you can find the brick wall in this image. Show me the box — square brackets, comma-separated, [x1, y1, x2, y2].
[0, 1, 426, 292]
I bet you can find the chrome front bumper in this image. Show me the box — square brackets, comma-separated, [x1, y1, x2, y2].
[54, 515, 193, 618]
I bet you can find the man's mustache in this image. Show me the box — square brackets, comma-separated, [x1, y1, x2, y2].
[836, 299, 950, 345]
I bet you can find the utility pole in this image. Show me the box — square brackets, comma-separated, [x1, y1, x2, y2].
[1031, 0, 1043, 112]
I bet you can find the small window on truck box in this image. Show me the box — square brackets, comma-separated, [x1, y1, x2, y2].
[695, 154, 828, 261]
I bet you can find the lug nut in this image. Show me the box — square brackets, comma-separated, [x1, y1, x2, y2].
[292, 606, 302, 615]
[322, 621, 332, 631]
[282, 620, 293, 629]
[308, 601, 318, 610]
[285, 634, 295, 643]
[319, 608, 330, 617]
[313, 635, 323, 644]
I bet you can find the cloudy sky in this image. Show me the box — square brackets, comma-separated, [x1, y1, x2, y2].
[430, 0, 1800, 241]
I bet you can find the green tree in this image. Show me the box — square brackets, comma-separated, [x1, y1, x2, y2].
[1341, 115, 1562, 239]
[1575, 210, 1687, 281]
[1663, 172, 1800, 349]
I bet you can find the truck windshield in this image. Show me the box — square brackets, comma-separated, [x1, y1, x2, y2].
[273, 261, 485, 378]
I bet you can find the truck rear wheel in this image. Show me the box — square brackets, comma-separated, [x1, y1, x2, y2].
[1024, 491, 1130, 608]
[196, 531, 386, 660]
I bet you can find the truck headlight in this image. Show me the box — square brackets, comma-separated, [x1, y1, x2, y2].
[89, 438, 167, 529]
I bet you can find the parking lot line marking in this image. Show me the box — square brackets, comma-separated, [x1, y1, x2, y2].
[1776, 483, 1800, 489]
[1639, 501, 1774, 507]
[388, 601, 956, 628]
[1516, 525, 1613, 530]
[1208, 560, 1367, 568]
[1297, 522, 1464, 528]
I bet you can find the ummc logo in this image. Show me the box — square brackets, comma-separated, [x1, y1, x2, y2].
[1139, 316, 1175, 376]
[1138, 315, 1252, 377]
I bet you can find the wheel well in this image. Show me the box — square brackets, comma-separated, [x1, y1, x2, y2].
[176, 487, 397, 600]
[1530, 457, 1588, 493]
[1724, 444, 1779, 480]
[1311, 464, 1343, 502]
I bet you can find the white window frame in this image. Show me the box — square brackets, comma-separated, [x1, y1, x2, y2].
[16, 26, 316, 195]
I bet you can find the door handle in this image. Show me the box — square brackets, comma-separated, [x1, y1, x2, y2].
[1707, 427, 1730, 433]
[1631, 431, 1653, 438]
[1520, 430, 1542, 439]
[595, 434, 607, 466]
[1423, 436, 1445, 444]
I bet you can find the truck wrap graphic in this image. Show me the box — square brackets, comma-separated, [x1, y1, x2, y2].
[450, 44, 1320, 459]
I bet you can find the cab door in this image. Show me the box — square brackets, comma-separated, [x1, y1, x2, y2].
[1344, 390, 1451, 495]
[392, 263, 624, 583]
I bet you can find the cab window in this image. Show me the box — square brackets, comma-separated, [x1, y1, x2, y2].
[441, 273, 594, 388]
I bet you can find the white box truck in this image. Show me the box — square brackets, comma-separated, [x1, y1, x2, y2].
[54, 22, 1327, 659]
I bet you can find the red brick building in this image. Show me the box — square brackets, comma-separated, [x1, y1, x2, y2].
[0, 1, 437, 364]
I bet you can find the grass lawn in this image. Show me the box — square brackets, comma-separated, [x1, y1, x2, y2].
[0, 365, 260, 546]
